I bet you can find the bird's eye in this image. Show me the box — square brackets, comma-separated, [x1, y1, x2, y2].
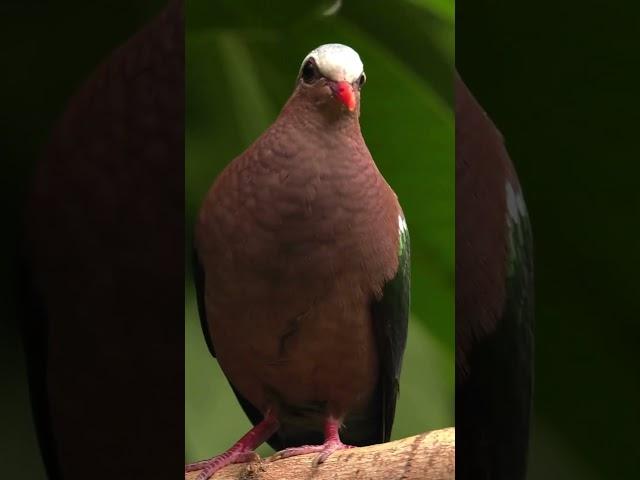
[301, 59, 320, 84]
[358, 72, 367, 88]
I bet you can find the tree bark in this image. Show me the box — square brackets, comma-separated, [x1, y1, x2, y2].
[186, 427, 454, 480]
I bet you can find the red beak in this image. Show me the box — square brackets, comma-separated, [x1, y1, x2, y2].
[332, 81, 356, 111]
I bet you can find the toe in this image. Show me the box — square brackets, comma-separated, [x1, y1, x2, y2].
[272, 442, 354, 466]
[185, 460, 210, 473]
[312, 442, 354, 466]
[271, 445, 324, 461]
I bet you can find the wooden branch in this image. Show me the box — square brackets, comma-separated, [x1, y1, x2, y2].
[186, 427, 454, 480]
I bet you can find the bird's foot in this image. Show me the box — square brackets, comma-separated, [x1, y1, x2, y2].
[272, 415, 353, 466]
[185, 450, 259, 480]
[272, 439, 354, 466]
[185, 411, 278, 480]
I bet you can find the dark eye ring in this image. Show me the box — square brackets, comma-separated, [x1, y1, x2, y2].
[358, 72, 367, 87]
[301, 59, 320, 84]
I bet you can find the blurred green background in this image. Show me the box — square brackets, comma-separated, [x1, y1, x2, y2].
[184, 0, 455, 463]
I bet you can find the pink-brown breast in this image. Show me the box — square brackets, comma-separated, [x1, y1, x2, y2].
[196, 114, 400, 424]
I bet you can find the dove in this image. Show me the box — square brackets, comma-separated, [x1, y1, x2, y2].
[188, 43, 411, 479]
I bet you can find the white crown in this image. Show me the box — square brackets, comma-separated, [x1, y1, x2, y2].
[302, 44, 364, 83]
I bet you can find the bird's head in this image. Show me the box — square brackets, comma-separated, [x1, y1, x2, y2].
[295, 43, 366, 115]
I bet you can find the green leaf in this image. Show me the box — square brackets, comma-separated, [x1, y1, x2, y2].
[405, 0, 454, 23]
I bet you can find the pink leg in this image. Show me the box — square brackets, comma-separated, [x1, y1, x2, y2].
[272, 417, 354, 466]
[185, 412, 279, 480]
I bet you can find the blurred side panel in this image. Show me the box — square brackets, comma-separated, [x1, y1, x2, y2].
[454, 70, 534, 480]
[457, 1, 640, 479]
[6, 1, 185, 479]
